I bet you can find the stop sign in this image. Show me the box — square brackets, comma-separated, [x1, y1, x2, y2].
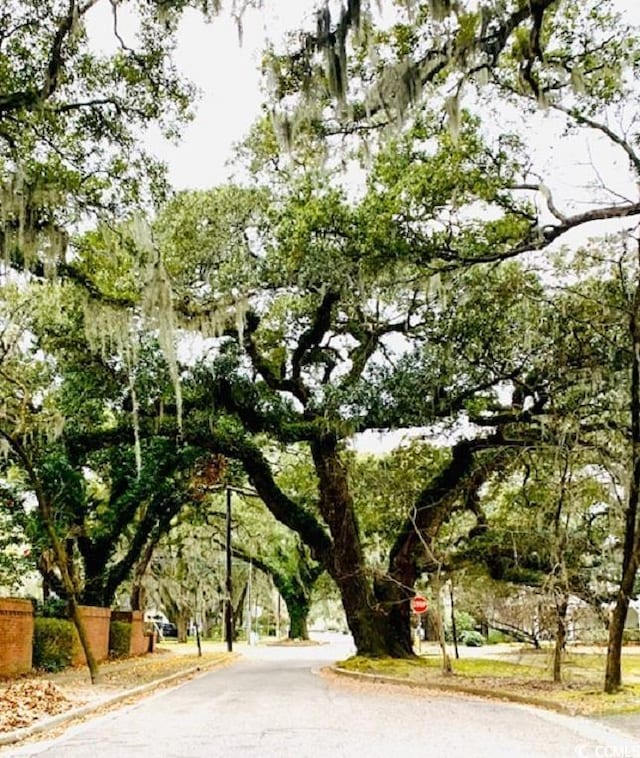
[410, 595, 428, 614]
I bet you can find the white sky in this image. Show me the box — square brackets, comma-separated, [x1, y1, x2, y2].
[140, 0, 640, 194]
[86, 1, 640, 195]
[129, 2, 319, 189]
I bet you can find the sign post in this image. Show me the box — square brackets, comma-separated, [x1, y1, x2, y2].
[410, 595, 428, 653]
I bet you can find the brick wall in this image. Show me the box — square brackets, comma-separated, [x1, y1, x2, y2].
[0, 598, 34, 676]
[111, 610, 150, 656]
[72, 605, 111, 665]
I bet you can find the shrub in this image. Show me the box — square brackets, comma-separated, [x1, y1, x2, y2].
[445, 610, 477, 642]
[33, 617, 74, 672]
[486, 630, 508, 645]
[109, 620, 132, 658]
[623, 629, 640, 644]
[460, 630, 485, 647]
[36, 597, 68, 619]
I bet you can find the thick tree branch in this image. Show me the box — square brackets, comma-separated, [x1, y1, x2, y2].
[550, 103, 640, 177]
[291, 290, 340, 383]
[437, 201, 640, 268]
[243, 312, 309, 405]
[388, 430, 523, 585]
[186, 429, 334, 568]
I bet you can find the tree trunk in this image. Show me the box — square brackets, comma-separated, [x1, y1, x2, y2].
[450, 579, 460, 660]
[287, 600, 310, 640]
[42, 573, 51, 602]
[553, 593, 568, 684]
[130, 583, 146, 612]
[431, 575, 452, 673]
[605, 544, 639, 692]
[233, 583, 248, 641]
[379, 442, 514, 659]
[129, 539, 157, 611]
[606, 261, 640, 693]
[312, 437, 414, 658]
[176, 612, 189, 643]
[372, 573, 415, 655]
[18, 448, 101, 683]
[275, 584, 311, 640]
[552, 455, 571, 685]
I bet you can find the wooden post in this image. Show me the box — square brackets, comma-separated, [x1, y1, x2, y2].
[225, 486, 233, 652]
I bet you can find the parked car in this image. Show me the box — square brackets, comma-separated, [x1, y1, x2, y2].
[160, 622, 178, 638]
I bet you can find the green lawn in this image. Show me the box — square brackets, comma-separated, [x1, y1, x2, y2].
[336, 646, 640, 716]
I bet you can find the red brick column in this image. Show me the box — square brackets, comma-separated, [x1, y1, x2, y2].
[72, 606, 111, 665]
[0, 598, 34, 676]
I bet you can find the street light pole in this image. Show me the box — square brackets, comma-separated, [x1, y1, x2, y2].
[210, 481, 259, 652]
[225, 486, 233, 652]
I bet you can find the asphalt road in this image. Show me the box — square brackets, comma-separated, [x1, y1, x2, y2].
[7, 637, 640, 758]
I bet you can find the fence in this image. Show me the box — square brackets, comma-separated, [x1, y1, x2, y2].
[0, 599, 154, 678]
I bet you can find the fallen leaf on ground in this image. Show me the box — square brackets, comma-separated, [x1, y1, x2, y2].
[0, 680, 74, 732]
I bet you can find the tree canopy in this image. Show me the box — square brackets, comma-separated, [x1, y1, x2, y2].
[3, 0, 640, 691]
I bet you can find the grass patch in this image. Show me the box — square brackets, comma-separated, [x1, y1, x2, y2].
[335, 650, 640, 716]
[559, 684, 640, 716]
[452, 657, 541, 678]
[339, 656, 438, 679]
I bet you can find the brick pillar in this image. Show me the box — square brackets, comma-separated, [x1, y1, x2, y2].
[0, 598, 34, 676]
[72, 606, 111, 665]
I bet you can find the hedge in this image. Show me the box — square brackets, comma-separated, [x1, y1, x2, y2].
[33, 617, 74, 672]
[109, 620, 132, 658]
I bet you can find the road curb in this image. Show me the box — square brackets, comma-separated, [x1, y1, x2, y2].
[0, 654, 239, 749]
[329, 665, 576, 715]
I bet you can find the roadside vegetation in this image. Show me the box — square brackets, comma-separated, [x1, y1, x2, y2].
[337, 646, 640, 716]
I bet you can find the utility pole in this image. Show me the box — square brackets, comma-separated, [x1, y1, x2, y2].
[211, 481, 260, 652]
[225, 486, 233, 652]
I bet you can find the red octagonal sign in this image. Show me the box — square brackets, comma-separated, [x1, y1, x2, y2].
[410, 595, 428, 615]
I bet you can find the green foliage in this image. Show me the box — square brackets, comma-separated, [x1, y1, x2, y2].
[351, 442, 449, 556]
[109, 621, 132, 658]
[452, 610, 477, 633]
[0, 0, 207, 275]
[460, 630, 485, 647]
[445, 610, 478, 642]
[33, 617, 74, 672]
[36, 598, 68, 619]
[0, 484, 34, 592]
[486, 630, 509, 645]
[153, 187, 271, 298]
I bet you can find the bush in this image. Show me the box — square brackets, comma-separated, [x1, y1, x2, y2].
[486, 630, 508, 645]
[109, 620, 132, 658]
[623, 629, 640, 644]
[460, 630, 485, 647]
[445, 610, 477, 642]
[33, 617, 74, 672]
[36, 597, 68, 619]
